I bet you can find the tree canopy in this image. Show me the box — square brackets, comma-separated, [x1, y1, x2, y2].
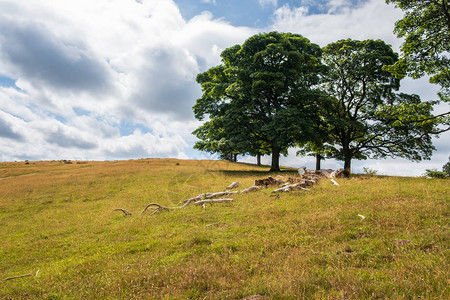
[318, 39, 438, 171]
[385, 0, 450, 97]
[193, 32, 324, 171]
[193, 33, 443, 174]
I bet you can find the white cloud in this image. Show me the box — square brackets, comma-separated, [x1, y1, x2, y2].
[272, 0, 403, 49]
[0, 0, 256, 162]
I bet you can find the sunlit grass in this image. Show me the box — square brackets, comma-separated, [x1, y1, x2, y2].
[1, 159, 448, 299]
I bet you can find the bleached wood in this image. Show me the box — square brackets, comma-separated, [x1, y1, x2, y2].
[194, 198, 233, 205]
[226, 182, 240, 189]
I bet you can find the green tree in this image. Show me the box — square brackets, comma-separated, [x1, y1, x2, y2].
[385, 0, 450, 134]
[193, 32, 323, 172]
[443, 156, 450, 176]
[385, 0, 450, 96]
[321, 39, 438, 172]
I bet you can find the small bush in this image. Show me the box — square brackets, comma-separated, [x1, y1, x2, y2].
[362, 167, 377, 176]
[424, 169, 447, 179]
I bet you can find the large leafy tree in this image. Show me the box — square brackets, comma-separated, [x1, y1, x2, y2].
[193, 32, 323, 172]
[321, 39, 438, 172]
[385, 0, 450, 134]
[385, 0, 449, 95]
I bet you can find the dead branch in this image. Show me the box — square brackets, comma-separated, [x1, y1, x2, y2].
[255, 176, 285, 187]
[113, 208, 132, 216]
[273, 182, 312, 193]
[194, 198, 233, 206]
[226, 181, 240, 189]
[205, 191, 239, 198]
[4, 273, 32, 281]
[182, 191, 238, 204]
[240, 185, 261, 193]
[141, 203, 179, 215]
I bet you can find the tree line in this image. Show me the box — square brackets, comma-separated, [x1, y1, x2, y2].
[192, 1, 449, 173]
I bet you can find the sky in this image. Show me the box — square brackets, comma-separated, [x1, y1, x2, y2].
[0, 0, 448, 176]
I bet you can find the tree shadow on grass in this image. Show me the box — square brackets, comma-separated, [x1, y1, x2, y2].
[213, 169, 299, 177]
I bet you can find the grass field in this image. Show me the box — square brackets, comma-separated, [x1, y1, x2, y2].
[1, 159, 449, 299]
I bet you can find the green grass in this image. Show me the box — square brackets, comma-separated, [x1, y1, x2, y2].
[1, 159, 449, 299]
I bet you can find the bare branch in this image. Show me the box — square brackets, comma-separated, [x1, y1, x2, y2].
[194, 198, 233, 206]
[4, 273, 32, 281]
[113, 208, 132, 216]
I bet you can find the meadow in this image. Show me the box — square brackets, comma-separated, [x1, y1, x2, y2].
[0, 159, 448, 299]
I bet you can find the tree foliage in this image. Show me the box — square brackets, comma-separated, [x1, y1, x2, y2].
[443, 156, 450, 176]
[320, 39, 437, 171]
[385, 0, 450, 96]
[193, 32, 323, 171]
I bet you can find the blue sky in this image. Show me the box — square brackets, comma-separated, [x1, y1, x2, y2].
[0, 0, 448, 175]
[175, 0, 367, 27]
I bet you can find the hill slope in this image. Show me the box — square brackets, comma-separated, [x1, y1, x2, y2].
[1, 159, 448, 299]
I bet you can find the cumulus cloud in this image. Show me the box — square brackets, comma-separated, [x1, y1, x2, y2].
[271, 0, 403, 48]
[0, 111, 24, 141]
[0, 18, 113, 95]
[0, 0, 256, 162]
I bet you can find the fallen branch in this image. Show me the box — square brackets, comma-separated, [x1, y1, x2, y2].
[227, 181, 240, 189]
[4, 270, 39, 282]
[182, 191, 238, 204]
[194, 198, 233, 206]
[255, 176, 285, 187]
[141, 203, 179, 215]
[199, 199, 232, 206]
[273, 182, 311, 193]
[240, 185, 261, 193]
[113, 208, 132, 216]
[4, 274, 32, 281]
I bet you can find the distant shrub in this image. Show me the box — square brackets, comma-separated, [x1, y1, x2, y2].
[443, 159, 450, 177]
[25, 160, 30, 165]
[424, 169, 447, 179]
[362, 167, 377, 176]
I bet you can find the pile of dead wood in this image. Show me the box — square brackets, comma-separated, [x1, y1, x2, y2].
[113, 168, 346, 216]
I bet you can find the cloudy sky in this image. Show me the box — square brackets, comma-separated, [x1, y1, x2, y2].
[0, 0, 448, 176]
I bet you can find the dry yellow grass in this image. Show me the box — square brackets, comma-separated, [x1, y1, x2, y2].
[0, 159, 448, 299]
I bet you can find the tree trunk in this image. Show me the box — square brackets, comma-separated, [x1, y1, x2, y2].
[343, 153, 351, 176]
[257, 153, 261, 166]
[233, 153, 237, 162]
[270, 146, 281, 172]
[315, 153, 321, 170]
[342, 138, 351, 177]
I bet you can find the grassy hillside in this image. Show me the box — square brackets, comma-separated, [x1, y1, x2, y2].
[1, 159, 448, 299]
